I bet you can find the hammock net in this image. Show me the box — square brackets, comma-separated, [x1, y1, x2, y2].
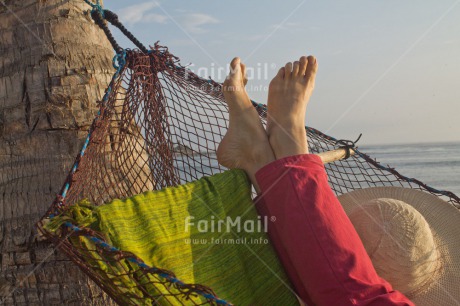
[37, 4, 460, 306]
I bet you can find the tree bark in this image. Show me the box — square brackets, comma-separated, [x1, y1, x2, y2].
[0, 0, 117, 304]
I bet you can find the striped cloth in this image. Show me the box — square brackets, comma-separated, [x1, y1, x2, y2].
[47, 169, 297, 305]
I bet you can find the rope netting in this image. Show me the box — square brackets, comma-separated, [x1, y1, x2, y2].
[37, 3, 460, 306]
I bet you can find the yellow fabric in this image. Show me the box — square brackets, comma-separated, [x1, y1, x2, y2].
[47, 169, 297, 305]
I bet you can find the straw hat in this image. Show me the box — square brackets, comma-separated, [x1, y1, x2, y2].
[337, 187, 460, 306]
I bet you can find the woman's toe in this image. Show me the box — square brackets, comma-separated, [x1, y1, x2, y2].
[299, 56, 308, 76]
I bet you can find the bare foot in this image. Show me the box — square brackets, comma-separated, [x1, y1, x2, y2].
[267, 56, 318, 159]
[217, 57, 275, 192]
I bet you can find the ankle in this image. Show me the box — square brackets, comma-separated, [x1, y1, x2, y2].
[247, 145, 276, 172]
[243, 144, 275, 192]
[269, 126, 308, 159]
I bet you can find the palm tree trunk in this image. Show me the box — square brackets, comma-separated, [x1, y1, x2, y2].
[0, 0, 117, 304]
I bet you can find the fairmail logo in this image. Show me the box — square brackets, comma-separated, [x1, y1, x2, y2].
[184, 215, 276, 233]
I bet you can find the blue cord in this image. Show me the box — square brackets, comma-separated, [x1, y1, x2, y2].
[83, 0, 104, 18]
[63, 221, 232, 305]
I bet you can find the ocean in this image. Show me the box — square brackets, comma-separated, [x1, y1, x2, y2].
[359, 142, 460, 197]
[176, 142, 460, 199]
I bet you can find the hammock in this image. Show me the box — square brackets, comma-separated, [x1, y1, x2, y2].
[43, 169, 297, 305]
[37, 1, 460, 305]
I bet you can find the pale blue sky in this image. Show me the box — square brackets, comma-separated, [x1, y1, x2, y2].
[107, 0, 460, 145]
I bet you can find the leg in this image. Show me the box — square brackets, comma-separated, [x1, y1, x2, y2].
[256, 56, 413, 305]
[217, 57, 275, 193]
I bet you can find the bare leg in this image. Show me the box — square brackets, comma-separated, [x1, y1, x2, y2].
[267, 56, 318, 158]
[217, 57, 275, 193]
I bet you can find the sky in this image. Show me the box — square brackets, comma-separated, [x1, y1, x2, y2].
[106, 0, 460, 145]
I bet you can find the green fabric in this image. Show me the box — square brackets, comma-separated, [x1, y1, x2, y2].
[46, 169, 297, 305]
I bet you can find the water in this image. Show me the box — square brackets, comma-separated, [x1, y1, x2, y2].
[360, 142, 460, 197]
[175, 142, 460, 199]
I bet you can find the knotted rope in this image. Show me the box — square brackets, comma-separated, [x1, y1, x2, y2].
[85, 0, 149, 54]
[336, 133, 362, 159]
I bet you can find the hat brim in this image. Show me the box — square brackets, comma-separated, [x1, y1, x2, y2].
[338, 187, 460, 306]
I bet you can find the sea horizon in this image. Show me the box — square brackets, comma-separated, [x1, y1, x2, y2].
[360, 139, 460, 147]
[358, 141, 460, 197]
